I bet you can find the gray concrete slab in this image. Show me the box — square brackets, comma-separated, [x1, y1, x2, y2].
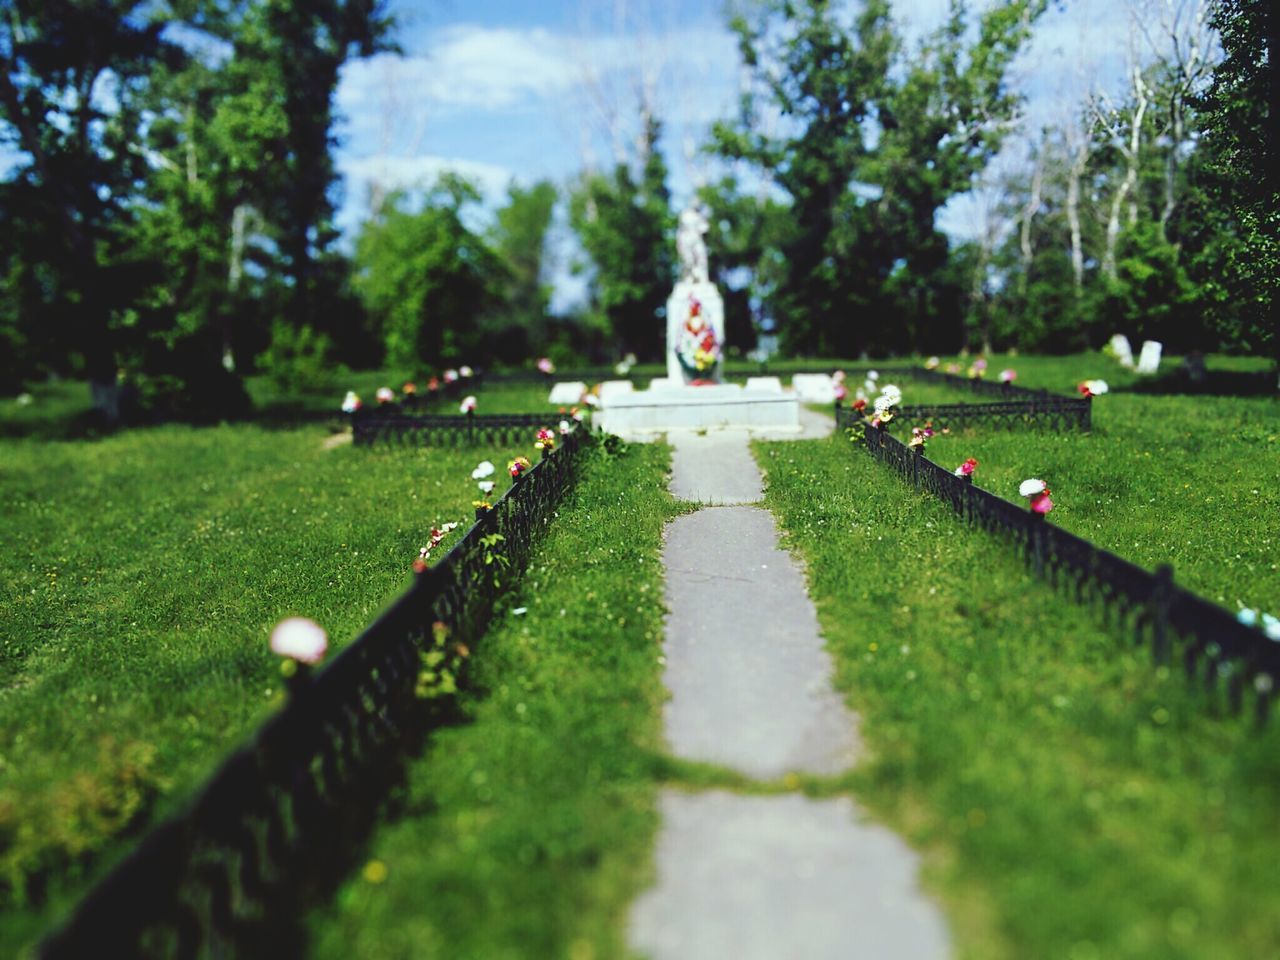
[669, 431, 764, 505]
[661, 506, 861, 778]
[629, 790, 950, 960]
[604, 401, 834, 444]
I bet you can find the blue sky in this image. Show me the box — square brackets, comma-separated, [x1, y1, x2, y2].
[331, 0, 1133, 307]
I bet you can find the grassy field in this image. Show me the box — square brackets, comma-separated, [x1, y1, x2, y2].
[872, 354, 1280, 610]
[0, 382, 565, 953]
[305, 438, 684, 960]
[757, 433, 1280, 960]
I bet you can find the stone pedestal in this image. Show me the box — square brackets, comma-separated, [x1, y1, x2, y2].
[597, 383, 800, 435]
[667, 281, 725, 385]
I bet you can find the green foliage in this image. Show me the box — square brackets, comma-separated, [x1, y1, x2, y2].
[256, 320, 342, 392]
[353, 176, 502, 368]
[484, 181, 558, 363]
[568, 117, 674, 361]
[714, 0, 1042, 356]
[1183, 0, 1277, 360]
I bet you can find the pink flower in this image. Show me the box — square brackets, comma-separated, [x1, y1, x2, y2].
[834, 383, 848, 400]
[459, 395, 476, 414]
[376, 386, 394, 404]
[536, 357, 555, 375]
[999, 369, 1016, 383]
[270, 618, 328, 665]
[1029, 492, 1054, 514]
[443, 369, 459, 383]
[955, 457, 978, 477]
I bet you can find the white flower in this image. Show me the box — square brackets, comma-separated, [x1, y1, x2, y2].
[443, 369, 459, 383]
[867, 370, 879, 381]
[873, 395, 894, 415]
[512, 607, 528, 615]
[1238, 608, 1258, 627]
[459, 365, 473, 377]
[924, 356, 940, 369]
[863, 379, 877, 394]
[471, 460, 495, 480]
[582, 393, 599, 407]
[477, 480, 495, 495]
[341, 391, 361, 413]
[16, 392, 33, 406]
[1019, 478, 1046, 497]
[880, 384, 902, 404]
[1085, 379, 1109, 395]
[954, 465, 966, 476]
[270, 617, 328, 665]
[459, 395, 477, 414]
[559, 419, 571, 435]
[1263, 613, 1280, 641]
[855, 387, 867, 402]
[375, 386, 394, 404]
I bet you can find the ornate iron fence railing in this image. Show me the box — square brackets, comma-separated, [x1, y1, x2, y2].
[835, 404, 1278, 724]
[352, 409, 586, 448]
[38, 427, 594, 958]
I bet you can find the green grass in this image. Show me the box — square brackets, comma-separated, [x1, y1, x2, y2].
[305, 439, 685, 960]
[879, 354, 1280, 610]
[756, 434, 1280, 960]
[0, 409, 552, 953]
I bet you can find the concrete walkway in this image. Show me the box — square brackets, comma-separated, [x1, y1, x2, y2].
[628, 427, 948, 959]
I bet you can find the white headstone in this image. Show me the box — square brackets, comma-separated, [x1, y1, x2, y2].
[548, 381, 587, 405]
[648, 377, 677, 391]
[745, 376, 783, 394]
[1136, 340, 1163, 375]
[1108, 334, 1135, 368]
[598, 380, 636, 404]
[791, 374, 837, 403]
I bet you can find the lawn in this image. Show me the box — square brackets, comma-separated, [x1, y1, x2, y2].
[305, 438, 684, 960]
[0, 383, 564, 953]
[757, 433, 1280, 960]
[866, 354, 1280, 610]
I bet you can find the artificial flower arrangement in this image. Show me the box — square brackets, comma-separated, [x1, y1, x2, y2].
[869, 383, 902, 428]
[558, 418, 572, 436]
[537, 357, 555, 375]
[376, 386, 395, 405]
[1077, 379, 1109, 397]
[1019, 478, 1054, 514]
[999, 369, 1017, 383]
[413, 521, 462, 572]
[907, 424, 935, 451]
[508, 456, 532, 479]
[675, 295, 720, 377]
[472, 460, 496, 511]
[954, 457, 978, 478]
[341, 390, 362, 413]
[968, 358, 988, 379]
[403, 381, 417, 398]
[534, 427, 556, 452]
[924, 356, 940, 370]
[459, 395, 477, 414]
[270, 616, 328, 688]
[443, 369, 459, 384]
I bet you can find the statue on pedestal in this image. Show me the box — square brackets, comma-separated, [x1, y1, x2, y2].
[667, 203, 724, 385]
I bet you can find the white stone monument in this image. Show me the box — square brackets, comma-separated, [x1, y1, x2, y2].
[667, 204, 726, 385]
[596, 204, 799, 437]
[1136, 340, 1163, 375]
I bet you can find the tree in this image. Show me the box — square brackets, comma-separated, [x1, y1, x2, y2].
[0, 0, 171, 418]
[352, 176, 502, 368]
[1183, 0, 1276, 365]
[568, 116, 674, 360]
[485, 180, 558, 363]
[712, 0, 1042, 357]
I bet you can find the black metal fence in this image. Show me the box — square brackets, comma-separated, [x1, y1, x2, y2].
[38, 427, 595, 958]
[836, 405, 1278, 723]
[352, 409, 585, 447]
[851, 367, 1092, 431]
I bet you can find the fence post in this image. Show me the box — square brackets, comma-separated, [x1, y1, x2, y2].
[1151, 564, 1173, 664]
[912, 443, 921, 490]
[1083, 394, 1093, 432]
